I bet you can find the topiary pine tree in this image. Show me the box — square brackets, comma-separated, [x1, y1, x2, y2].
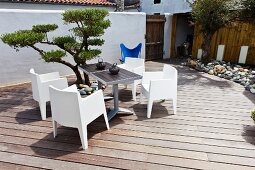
[191, 0, 235, 63]
[1, 9, 111, 85]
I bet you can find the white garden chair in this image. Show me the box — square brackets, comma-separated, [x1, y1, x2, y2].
[49, 85, 109, 150]
[140, 64, 177, 118]
[30, 68, 68, 120]
[118, 57, 145, 101]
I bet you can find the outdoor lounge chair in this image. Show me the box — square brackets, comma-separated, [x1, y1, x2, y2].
[118, 57, 145, 101]
[140, 64, 177, 118]
[30, 68, 68, 120]
[49, 85, 109, 150]
[120, 43, 142, 63]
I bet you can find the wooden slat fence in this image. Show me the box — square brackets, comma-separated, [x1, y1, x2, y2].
[192, 21, 255, 65]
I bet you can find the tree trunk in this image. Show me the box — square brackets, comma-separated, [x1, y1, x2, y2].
[116, 0, 124, 12]
[73, 66, 84, 85]
[201, 33, 213, 64]
[73, 66, 90, 85]
[83, 72, 91, 86]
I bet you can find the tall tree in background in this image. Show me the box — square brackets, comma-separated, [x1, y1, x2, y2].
[191, 0, 234, 63]
[1, 9, 111, 85]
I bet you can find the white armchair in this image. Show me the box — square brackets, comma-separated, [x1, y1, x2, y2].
[140, 64, 177, 118]
[30, 68, 68, 120]
[118, 57, 145, 101]
[49, 85, 109, 150]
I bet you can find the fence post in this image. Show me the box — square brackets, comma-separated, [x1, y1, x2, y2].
[238, 46, 249, 64]
[216, 45, 225, 61]
[197, 49, 202, 60]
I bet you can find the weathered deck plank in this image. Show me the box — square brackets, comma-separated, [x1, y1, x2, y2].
[0, 161, 41, 170]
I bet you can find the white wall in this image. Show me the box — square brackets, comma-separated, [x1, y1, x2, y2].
[101, 12, 146, 63]
[140, 0, 191, 14]
[0, 9, 146, 85]
[163, 13, 173, 59]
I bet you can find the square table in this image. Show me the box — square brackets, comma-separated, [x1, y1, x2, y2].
[79, 62, 142, 120]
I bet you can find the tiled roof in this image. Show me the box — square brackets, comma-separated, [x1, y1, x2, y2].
[8, 0, 115, 6]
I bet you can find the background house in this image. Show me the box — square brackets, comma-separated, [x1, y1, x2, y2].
[140, 0, 194, 59]
[140, 0, 192, 14]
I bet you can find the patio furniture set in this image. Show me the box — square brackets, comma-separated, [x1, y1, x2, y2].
[29, 44, 178, 150]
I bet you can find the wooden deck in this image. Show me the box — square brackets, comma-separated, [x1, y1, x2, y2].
[0, 60, 255, 169]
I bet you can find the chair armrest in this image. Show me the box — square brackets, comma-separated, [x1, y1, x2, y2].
[81, 90, 104, 105]
[39, 72, 60, 82]
[149, 79, 177, 99]
[80, 90, 106, 124]
[39, 78, 68, 101]
[133, 65, 145, 76]
[142, 72, 164, 84]
[150, 79, 177, 89]
[41, 78, 68, 89]
[64, 84, 77, 92]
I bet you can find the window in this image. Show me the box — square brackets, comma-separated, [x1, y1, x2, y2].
[154, 0, 161, 4]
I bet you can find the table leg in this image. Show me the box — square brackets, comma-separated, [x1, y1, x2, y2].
[107, 84, 119, 120]
[98, 81, 102, 89]
[98, 81, 113, 101]
[107, 84, 134, 121]
[113, 84, 119, 109]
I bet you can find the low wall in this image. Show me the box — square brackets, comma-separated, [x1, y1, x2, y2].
[0, 9, 146, 85]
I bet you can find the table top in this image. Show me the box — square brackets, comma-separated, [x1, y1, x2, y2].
[79, 62, 142, 85]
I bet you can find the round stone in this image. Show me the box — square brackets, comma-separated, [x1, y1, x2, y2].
[250, 88, 255, 94]
[208, 70, 214, 75]
[84, 87, 93, 92]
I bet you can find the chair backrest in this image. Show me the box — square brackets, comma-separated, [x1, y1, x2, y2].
[125, 57, 144, 69]
[120, 43, 142, 62]
[163, 64, 177, 80]
[30, 68, 40, 102]
[49, 86, 82, 128]
[149, 64, 177, 100]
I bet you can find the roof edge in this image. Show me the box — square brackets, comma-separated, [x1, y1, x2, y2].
[4, 0, 115, 6]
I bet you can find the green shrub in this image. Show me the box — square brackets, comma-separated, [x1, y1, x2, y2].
[251, 110, 255, 121]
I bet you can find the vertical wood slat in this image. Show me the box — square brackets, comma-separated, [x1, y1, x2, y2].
[170, 14, 178, 59]
[192, 21, 255, 65]
[146, 15, 165, 61]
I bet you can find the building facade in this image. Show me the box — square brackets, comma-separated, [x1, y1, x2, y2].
[140, 0, 192, 14]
